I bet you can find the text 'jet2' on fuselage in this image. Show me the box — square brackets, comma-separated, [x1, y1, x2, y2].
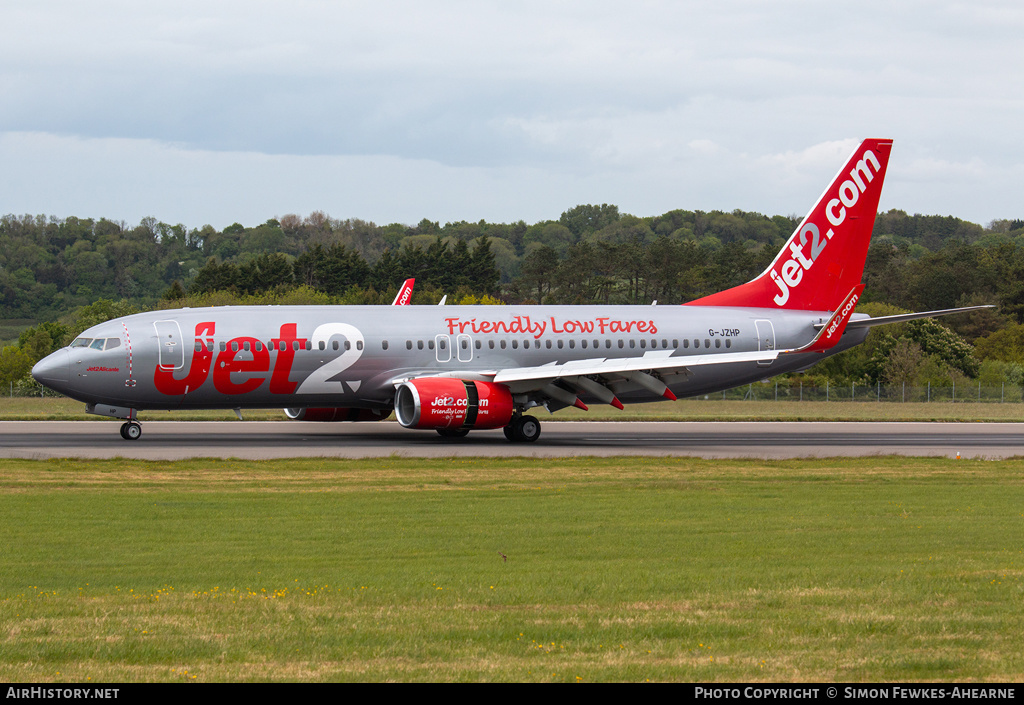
[32, 139, 989, 442]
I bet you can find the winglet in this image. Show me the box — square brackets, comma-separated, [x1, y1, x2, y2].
[391, 278, 415, 305]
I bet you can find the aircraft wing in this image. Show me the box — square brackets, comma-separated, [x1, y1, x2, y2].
[491, 349, 779, 385]
[488, 348, 785, 409]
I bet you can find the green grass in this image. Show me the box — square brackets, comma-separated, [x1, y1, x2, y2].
[4, 396, 1024, 422]
[1, 456, 1023, 682]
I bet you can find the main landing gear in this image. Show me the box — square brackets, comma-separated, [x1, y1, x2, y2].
[503, 414, 541, 443]
[119, 421, 142, 440]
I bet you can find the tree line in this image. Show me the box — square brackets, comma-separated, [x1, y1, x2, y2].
[3, 206, 1024, 396]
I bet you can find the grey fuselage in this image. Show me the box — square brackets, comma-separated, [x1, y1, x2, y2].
[33, 304, 867, 413]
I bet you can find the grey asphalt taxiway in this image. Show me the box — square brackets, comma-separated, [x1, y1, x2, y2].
[1, 420, 1022, 459]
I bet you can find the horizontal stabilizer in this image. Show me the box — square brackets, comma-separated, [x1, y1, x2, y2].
[847, 305, 994, 330]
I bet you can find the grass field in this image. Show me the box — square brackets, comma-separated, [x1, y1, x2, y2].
[1, 456, 1022, 682]
[4, 396, 1024, 422]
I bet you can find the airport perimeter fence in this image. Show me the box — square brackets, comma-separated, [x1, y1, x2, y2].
[714, 381, 1024, 403]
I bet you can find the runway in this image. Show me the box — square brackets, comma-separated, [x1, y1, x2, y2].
[2, 420, 1022, 459]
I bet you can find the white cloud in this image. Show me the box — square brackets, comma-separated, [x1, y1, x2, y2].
[0, 1, 1021, 225]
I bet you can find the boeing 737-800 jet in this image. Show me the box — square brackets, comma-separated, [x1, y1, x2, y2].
[31, 139, 986, 442]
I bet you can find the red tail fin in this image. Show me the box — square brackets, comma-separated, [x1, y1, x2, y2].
[686, 139, 892, 311]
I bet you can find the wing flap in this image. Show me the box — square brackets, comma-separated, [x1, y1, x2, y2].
[491, 348, 781, 387]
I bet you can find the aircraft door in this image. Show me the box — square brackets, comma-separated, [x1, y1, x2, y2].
[435, 334, 452, 363]
[457, 334, 473, 362]
[755, 319, 775, 367]
[154, 320, 184, 370]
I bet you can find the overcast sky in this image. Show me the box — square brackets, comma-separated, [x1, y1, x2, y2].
[1, 0, 1021, 230]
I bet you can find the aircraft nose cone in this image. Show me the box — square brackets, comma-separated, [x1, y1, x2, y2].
[32, 349, 70, 388]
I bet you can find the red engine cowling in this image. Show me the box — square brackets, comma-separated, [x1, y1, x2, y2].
[394, 378, 514, 430]
[284, 407, 390, 422]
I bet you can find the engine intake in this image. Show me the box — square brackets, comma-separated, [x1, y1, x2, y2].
[394, 378, 514, 430]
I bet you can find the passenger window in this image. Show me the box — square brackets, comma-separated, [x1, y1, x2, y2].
[569, 340, 575, 349]
[715, 339, 721, 348]
[318, 340, 326, 351]
[382, 341, 389, 350]
[705, 339, 711, 348]
[356, 341, 362, 350]
[726, 339, 732, 348]
[557, 340, 564, 349]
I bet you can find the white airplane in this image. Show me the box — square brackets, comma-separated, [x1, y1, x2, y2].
[32, 139, 986, 442]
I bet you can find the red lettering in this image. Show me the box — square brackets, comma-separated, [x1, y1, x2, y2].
[213, 336, 269, 395]
[269, 323, 303, 394]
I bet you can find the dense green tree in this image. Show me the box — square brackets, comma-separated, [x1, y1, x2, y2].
[559, 204, 621, 238]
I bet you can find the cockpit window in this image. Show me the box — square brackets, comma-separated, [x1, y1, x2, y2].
[70, 337, 120, 350]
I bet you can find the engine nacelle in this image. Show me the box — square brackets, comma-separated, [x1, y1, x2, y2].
[284, 407, 390, 422]
[394, 378, 514, 430]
